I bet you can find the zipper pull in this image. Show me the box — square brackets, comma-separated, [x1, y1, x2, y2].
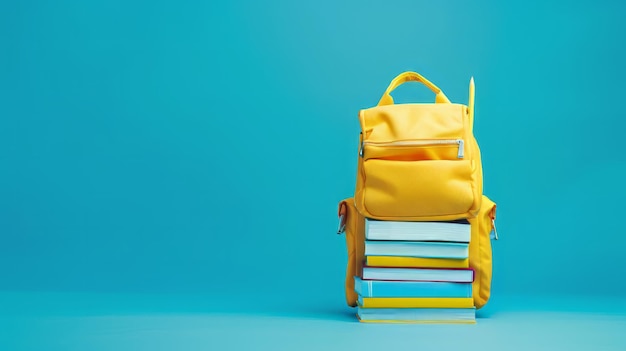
[359, 141, 364, 157]
[490, 218, 499, 240]
[337, 202, 347, 234]
[337, 214, 346, 234]
[457, 139, 465, 158]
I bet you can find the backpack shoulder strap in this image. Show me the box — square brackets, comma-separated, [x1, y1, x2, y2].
[468, 77, 475, 132]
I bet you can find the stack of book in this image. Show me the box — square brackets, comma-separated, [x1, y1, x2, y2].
[356, 219, 475, 323]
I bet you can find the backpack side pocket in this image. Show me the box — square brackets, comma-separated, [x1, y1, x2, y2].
[338, 198, 365, 307]
[469, 196, 497, 309]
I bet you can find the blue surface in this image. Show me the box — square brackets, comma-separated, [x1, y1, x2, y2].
[1, 0, 626, 349]
[1, 292, 626, 350]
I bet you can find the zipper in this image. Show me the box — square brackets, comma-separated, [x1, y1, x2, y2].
[360, 139, 464, 158]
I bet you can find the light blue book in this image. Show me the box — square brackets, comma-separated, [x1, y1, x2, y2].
[362, 266, 474, 282]
[357, 307, 476, 323]
[365, 218, 471, 242]
[354, 277, 472, 298]
[364, 240, 468, 259]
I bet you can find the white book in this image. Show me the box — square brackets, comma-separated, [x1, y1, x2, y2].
[366, 218, 470, 242]
[362, 266, 474, 283]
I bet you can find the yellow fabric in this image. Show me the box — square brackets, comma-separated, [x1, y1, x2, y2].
[358, 297, 473, 308]
[338, 198, 365, 307]
[354, 71, 483, 221]
[338, 195, 497, 309]
[469, 196, 497, 309]
[365, 256, 469, 269]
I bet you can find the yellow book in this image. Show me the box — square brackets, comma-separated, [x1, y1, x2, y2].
[366, 256, 469, 268]
[358, 297, 474, 308]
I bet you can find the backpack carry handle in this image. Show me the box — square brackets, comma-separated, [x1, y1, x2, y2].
[377, 71, 451, 106]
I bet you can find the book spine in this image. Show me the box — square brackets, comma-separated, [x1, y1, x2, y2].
[354, 277, 371, 296]
[357, 307, 476, 322]
[364, 241, 469, 259]
[359, 297, 474, 308]
[366, 256, 469, 269]
[370, 281, 471, 298]
[362, 267, 475, 283]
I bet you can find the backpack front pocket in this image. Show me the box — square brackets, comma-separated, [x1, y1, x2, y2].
[361, 139, 464, 161]
[359, 139, 476, 219]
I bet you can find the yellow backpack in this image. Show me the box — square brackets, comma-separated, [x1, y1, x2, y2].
[338, 71, 498, 309]
[337, 195, 497, 309]
[354, 71, 482, 221]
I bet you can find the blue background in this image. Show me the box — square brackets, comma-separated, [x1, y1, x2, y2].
[1, 1, 626, 350]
